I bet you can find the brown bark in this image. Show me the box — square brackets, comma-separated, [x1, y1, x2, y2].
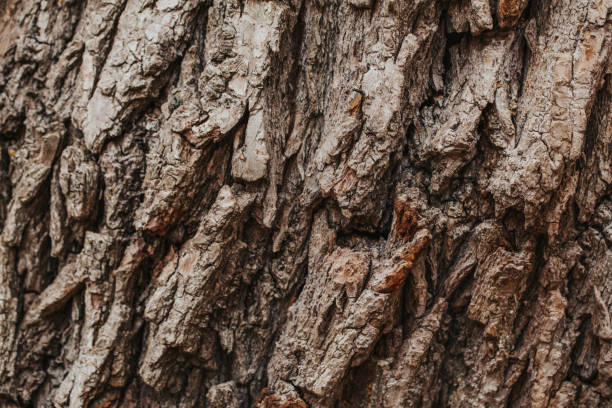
[0, 0, 611, 406]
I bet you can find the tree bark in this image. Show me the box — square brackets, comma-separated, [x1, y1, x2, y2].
[0, 0, 611, 406]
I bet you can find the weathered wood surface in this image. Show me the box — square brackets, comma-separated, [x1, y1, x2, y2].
[0, 0, 611, 406]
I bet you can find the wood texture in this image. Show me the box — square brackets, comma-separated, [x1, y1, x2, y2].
[0, 0, 611, 406]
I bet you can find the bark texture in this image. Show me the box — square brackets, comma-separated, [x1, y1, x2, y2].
[0, 0, 611, 406]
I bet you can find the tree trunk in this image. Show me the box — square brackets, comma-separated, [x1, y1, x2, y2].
[0, 0, 611, 406]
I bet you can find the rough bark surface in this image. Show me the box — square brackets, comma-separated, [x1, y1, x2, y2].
[0, 0, 611, 406]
